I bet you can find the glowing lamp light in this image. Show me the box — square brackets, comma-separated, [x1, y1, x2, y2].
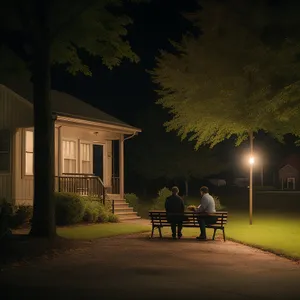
[249, 156, 255, 165]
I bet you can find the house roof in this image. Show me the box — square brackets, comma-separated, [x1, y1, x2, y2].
[1, 81, 140, 132]
[279, 154, 300, 171]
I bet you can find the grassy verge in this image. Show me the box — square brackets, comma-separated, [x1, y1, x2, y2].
[58, 223, 151, 240]
[225, 211, 300, 260]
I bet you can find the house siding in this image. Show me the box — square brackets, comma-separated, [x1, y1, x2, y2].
[0, 85, 33, 204]
[0, 84, 125, 205]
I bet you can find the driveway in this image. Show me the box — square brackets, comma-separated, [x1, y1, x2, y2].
[1, 234, 300, 299]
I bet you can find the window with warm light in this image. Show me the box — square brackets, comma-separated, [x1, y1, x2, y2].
[25, 130, 34, 175]
[0, 129, 10, 172]
[63, 140, 76, 173]
[80, 143, 92, 174]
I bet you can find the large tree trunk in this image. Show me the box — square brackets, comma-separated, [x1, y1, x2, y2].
[30, 0, 56, 238]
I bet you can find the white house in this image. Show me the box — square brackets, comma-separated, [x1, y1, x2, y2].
[0, 83, 141, 220]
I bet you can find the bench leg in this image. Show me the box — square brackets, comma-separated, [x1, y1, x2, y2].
[158, 226, 162, 238]
[212, 228, 217, 240]
[222, 229, 226, 242]
[151, 225, 155, 238]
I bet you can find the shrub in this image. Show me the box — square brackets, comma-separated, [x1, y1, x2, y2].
[152, 187, 172, 210]
[55, 192, 85, 226]
[125, 193, 139, 211]
[212, 195, 225, 211]
[0, 198, 13, 239]
[9, 205, 33, 229]
[83, 200, 101, 223]
[97, 204, 110, 223]
[104, 198, 113, 212]
[108, 213, 119, 223]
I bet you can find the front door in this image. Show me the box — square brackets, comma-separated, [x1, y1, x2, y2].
[287, 177, 295, 190]
[93, 145, 103, 181]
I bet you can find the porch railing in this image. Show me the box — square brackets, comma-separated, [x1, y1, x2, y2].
[111, 176, 120, 194]
[55, 173, 106, 204]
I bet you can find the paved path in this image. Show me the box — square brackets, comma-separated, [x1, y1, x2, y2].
[1, 234, 300, 299]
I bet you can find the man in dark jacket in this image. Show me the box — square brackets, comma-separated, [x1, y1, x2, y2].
[165, 186, 185, 239]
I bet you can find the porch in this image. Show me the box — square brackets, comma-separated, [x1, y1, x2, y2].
[54, 174, 138, 220]
[55, 173, 120, 202]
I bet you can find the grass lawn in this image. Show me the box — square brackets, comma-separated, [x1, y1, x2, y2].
[156, 211, 300, 260]
[225, 211, 300, 260]
[58, 223, 151, 240]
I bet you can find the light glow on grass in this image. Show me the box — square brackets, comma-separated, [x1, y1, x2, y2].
[225, 212, 300, 260]
[58, 223, 151, 240]
[156, 211, 300, 260]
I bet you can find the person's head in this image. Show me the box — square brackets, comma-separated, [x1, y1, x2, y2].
[200, 186, 209, 196]
[171, 186, 179, 195]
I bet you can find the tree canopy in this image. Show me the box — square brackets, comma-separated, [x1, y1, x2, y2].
[151, 0, 300, 148]
[0, 0, 141, 78]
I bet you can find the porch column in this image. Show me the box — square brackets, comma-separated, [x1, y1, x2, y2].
[119, 135, 124, 199]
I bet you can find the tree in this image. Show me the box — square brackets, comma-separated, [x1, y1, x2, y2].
[126, 107, 229, 195]
[151, 0, 300, 151]
[0, 0, 144, 238]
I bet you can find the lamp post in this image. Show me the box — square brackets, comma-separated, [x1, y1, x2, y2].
[249, 131, 254, 225]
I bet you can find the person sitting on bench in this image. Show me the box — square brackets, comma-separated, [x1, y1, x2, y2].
[165, 186, 185, 239]
[196, 186, 217, 240]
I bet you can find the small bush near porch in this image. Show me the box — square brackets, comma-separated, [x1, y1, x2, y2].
[0, 193, 119, 232]
[55, 192, 119, 226]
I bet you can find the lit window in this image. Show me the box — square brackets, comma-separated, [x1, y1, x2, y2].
[0, 130, 10, 172]
[63, 140, 76, 173]
[80, 143, 91, 174]
[25, 130, 33, 175]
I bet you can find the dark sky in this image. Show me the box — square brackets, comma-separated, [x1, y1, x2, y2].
[51, 0, 199, 125]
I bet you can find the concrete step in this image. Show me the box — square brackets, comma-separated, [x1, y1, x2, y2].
[115, 211, 137, 216]
[107, 196, 140, 219]
[113, 203, 131, 209]
[111, 199, 127, 205]
[118, 215, 141, 221]
[114, 207, 134, 213]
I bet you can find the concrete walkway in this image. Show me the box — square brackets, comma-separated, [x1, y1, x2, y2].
[1, 233, 300, 299]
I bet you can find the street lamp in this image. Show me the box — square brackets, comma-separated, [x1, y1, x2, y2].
[249, 155, 254, 225]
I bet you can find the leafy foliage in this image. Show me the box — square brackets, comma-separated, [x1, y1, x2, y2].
[125, 193, 139, 212]
[55, 193, 117, 224]
[0, 0, 141, 77]
[55, 192, 86, 225]
[84, 200, 102, 223]
[9, 205, 33, 228]
[151, 0, 300, 148]
[0, 199, 13, 239]
[212, 195, 225, 211]
[152, 187, 172, 210]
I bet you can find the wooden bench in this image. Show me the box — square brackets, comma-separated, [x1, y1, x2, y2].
[149, 210, 228, 241]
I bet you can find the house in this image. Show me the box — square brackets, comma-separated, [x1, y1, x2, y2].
[0, 83, 141, 220]
[278, 155, 300, 190]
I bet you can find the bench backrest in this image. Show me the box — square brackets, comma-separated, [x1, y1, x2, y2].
[149, 211, 228, 227]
